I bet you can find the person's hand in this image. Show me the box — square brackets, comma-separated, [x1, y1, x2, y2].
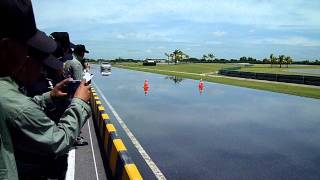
[74, 80, 91, 102]
[50, 78, 71, 98]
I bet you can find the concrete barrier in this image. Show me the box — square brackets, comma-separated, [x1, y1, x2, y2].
[90, 86, 143, 180]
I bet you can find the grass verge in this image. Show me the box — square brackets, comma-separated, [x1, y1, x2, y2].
[239, 64, 320, 76]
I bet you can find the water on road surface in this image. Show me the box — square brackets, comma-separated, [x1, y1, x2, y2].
[92, 66, 320, 179]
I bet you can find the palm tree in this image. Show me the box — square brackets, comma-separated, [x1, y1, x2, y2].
[178, 50, 189, 63]
[169, 53, 174, 64]
[284, 56, 293, 68]
[172, 49, 180, 64]
[185, 54, 189, 63]
[171, 49, 188, 64]
[270, 54, 276, 68]
[278, 55, 285, 68]
[165, 53, 170, 64]
[202, 54, 208, 61]
[208, 53, 215, 60]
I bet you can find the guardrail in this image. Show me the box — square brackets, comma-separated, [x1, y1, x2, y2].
[90, 86, 143, 180]
[219, 69, 320, 86]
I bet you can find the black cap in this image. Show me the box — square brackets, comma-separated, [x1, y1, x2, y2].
[0, 0, 56, 53]
[50, 32, 75, 49]
[74, 44, 89, 54]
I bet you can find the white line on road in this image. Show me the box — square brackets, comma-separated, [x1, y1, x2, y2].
[93, 81, 166, 180]
[65, 148, 75, 180]
[88, 120, 100, 180]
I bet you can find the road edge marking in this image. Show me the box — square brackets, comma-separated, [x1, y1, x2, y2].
[65, 148, 75, 180]
[88, 120, 100, 180]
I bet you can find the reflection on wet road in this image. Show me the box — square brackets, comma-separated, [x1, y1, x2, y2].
[93, 66, 320, 179]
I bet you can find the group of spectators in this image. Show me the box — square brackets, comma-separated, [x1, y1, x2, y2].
[0, 0, 93, 179]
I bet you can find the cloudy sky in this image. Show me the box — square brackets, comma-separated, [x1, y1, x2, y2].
[33, 0, 320, 60]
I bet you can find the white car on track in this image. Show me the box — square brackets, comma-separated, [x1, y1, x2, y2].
[100, 62, 112, 76]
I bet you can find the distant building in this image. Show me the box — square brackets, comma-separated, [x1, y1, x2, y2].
[236, 63, 253, 67]
[143, 59, 157, 66]
[145, 58, 167, 63]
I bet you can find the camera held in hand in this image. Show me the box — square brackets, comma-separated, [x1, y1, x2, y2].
[67, 80, 81, 97]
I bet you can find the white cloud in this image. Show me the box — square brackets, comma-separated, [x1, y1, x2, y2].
[31, 0, 320, 60]
[254, 36, 320, 47]
[114, 32, 172, 42]
[145, 49, 152, 53]
[33, 0, 320, 28]
[116, 34, 126, 39]
[206, 41, 222, 45]
[211, 31, 227, 37]
[188, 44, 201, 47]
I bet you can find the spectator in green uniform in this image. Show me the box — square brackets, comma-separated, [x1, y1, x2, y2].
[49, 32, 75, 84]
[74, 44, 90, 71]
[64, 44, 91, 146]
[26, 32, 76, 97]
[7, 47, 91, 179]
[64, 44, 89, 80]
[0, 0, 57, 179]
[0, 2, 92, 180]
[1, 47, 92, 179]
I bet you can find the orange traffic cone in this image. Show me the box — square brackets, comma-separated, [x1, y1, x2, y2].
[198, 79, 204, 95]
[144, 79, 149, 95]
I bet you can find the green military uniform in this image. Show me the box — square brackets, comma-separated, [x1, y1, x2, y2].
[0, 107, 17, 180]
[0, 77, 91, 178]
[64, 55, 84, 80]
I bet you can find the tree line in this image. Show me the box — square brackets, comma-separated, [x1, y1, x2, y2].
[163, 50, 320, 66]
[85, 51, 320, 65]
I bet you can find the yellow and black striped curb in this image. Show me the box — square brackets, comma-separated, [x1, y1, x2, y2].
[90, 87, 143, 180]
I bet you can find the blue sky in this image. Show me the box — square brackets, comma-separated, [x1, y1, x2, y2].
[33, 0, 320, 60]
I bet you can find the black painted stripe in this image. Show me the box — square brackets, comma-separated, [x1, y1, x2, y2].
[114, 150, 131, 179]
[106, 132, 120, 160]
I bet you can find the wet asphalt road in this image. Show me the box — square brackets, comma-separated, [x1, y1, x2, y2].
[92, 65, 320, 179]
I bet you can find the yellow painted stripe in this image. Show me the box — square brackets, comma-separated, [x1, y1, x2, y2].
[106, 124, 116, 133]
[93, 96, 99, 109]
[101, 113, 109, 120]
[122, 164, 143, 180]
[98, 106, 105, 111]
[103, 124, 111, 154]
[109, 139, 127, 176]
[97, 106, 105, 127]
[114, 139, 127, 152]
[94, 101, 101, 121]
[104, 124, 116, 154]
[96, 101, 101, 105]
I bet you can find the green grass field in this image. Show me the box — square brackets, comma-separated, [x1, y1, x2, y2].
[114, 62, 320, 99]
[240, 64, 320, 76]
[117, 62, 236, 74]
